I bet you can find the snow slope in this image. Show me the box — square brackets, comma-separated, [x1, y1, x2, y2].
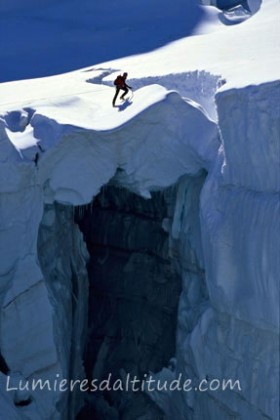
[0, 0, 224, 83]
[102, 0, 279, 90]
[0, 0, 279, 419]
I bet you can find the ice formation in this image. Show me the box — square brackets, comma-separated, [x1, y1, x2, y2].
[0, 0, 279, 419]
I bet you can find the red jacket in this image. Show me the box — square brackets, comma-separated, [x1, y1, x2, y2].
[114, 75, 130, 89]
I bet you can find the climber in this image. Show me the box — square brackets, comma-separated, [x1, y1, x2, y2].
[112, 72, 132, 107]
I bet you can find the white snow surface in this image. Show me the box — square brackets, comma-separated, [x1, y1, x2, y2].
[0, 0, 228, 82]
[0, 0, 279, 419]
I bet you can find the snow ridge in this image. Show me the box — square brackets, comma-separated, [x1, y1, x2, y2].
[89, 69, 225, 121]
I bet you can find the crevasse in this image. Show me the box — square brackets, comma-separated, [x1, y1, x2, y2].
[0, 81, 279, 419]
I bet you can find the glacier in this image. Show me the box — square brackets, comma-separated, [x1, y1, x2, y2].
[0, 0, 279, 419]
[0, 78, 279, 419]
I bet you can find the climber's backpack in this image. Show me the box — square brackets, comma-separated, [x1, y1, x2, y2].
[114, 75, 124, 87]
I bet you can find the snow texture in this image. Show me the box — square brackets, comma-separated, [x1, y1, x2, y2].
[0, 0, 279, 419]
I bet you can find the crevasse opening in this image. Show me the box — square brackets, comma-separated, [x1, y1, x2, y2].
[77, 185, 181, 419]
[73, 177, 206, 419]
[75, 185, 179, 418]
[36, 170, 207, 419]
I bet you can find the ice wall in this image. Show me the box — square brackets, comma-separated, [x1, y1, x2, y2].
[37, 203, 89, 418]
[161, 81, 279, 419]
[0, 175, 89, 419]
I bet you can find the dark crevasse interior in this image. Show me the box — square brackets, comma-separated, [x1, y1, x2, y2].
[75, 185, 181, 420]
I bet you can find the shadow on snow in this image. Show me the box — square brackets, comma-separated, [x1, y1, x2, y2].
[0, 0, 205, 82]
